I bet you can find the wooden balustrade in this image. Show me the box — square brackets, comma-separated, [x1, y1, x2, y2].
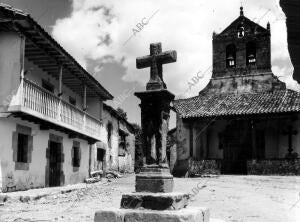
[23, 78, 59, 119]
[17, 78, 102, 140]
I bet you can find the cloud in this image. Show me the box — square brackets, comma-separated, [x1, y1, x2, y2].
[52, 0, 298, 99]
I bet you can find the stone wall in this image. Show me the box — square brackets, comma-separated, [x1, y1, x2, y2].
[118, 132, 135, 173]
[188, 159, 221, 176]
[247, 159, 300, 175]
[212, 14, 271, 79]
[91, 107, 135, 174]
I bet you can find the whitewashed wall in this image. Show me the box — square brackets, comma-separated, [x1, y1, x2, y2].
[0, 117, 90, 192]
[0, 32, 22, 113]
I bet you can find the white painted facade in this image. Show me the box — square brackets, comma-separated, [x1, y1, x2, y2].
[0, 118, 90, 191]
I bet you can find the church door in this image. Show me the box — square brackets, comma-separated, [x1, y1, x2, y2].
[222, 120, 252, 174]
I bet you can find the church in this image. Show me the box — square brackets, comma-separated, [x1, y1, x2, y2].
[173, 7, 300, 175]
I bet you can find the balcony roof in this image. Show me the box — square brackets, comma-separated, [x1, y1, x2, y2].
[0, 3, 113, 100]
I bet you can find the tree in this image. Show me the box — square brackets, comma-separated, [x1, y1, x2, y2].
[116, 107, 127, 120]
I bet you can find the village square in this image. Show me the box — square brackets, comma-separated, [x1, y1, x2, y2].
[0, 0, 299, 221]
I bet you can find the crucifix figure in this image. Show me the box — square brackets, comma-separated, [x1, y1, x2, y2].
[283, 125, 298, 157]
[136, 42, 177, 90]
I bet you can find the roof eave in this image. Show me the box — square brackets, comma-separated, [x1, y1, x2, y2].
[0, 4, 113, 100]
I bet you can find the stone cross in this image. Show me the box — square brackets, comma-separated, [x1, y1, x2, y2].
[134, 42, 176, 193]
[136, 42, 177, 90]
[95, 42, 212, 222]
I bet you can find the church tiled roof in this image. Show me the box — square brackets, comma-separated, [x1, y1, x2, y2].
[173, 89, 300, 119]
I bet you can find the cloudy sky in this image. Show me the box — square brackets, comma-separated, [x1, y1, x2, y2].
[2, 0, 298, 127]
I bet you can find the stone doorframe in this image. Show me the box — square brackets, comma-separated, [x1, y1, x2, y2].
[45, 133, 65, 187]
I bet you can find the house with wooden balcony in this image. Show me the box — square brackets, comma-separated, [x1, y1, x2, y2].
[0, 4, 114, 192]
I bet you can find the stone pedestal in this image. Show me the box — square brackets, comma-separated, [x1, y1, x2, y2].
[95, 168, 210, 222]
[135, 166, 174, 193]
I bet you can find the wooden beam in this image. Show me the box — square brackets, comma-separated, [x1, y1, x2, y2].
[35, 64, 58, 68]
[58, 65, 63, 97]
[40, 125, 51, 130]
[25, 51, 47, 56]
[26, 54, 48, 59]
[18, 28, 62, 64]
[39, 67, 59, 72]
[20, 34, 25, 78]
[18, 25, 106, 99]
[33, 61, 57, 65]
[27, 57, 55, 62]
[69, 133, 78, 139]
[83, 84, 87, 111]
[25, 48, 41, 52]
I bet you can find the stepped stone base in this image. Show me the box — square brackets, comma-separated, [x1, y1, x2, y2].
[94, 207, 210, 222]
[135, 166, 174, 193]
[121, 192, 190, 210]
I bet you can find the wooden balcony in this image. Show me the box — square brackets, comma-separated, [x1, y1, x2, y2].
[8, 78, 102, 142]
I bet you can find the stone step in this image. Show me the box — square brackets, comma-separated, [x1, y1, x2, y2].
[95, 207, 210, 222]
[121, 192, 190, 210]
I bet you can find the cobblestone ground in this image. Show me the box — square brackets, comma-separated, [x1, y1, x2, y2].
[0, 175, 299, 222]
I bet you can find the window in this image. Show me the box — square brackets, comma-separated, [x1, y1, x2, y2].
[237, 24, 245, 38]
[17, 133, 29, 163]
[226, 44, 236, 68]
[107, 122, 113, 148]
[246, 42, 256, 65]
[42, 80, 54, 93]
[97, 148, 105, 161]
[69, 97, 76, 106]
[13, 125, 33, 171]
[72, 146, 80, 167]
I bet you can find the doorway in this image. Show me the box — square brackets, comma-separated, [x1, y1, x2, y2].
[48, 141, 63, 187]
[222, 120, 252, 174]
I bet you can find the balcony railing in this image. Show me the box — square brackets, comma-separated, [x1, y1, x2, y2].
[9, 78, 102, 141]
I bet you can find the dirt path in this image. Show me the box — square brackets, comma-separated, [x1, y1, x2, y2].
[0, 175, 299, 222]
[174, 176, 300, 222]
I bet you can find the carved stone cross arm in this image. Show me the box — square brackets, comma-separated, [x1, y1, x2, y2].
[136, 42, 177, 90]
[136, 51, 177, 69]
